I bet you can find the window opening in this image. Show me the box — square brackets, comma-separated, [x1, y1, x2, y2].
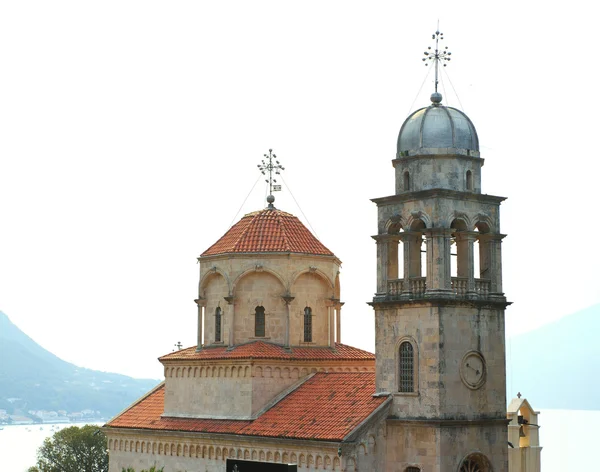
[459, 454, 489, 472]
[466, 170, 473, 191]
[405, 468, 421, 472]
[303, 307, 313, 342]
[404, 171, 410, 191]
[215, 306, 222, 342]
[399, 341, 414, 392]
[255, 306, 265, 337]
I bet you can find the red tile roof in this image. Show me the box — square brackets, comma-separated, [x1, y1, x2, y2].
[201, 209, 334, 257]
[160, 342, 375, 362]
[106, 372, 389, 441]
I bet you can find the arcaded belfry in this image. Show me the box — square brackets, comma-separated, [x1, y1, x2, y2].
[371, 31, 509, 472]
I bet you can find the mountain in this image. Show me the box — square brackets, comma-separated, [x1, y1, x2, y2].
[0, 310, 159, 418]
[506, 303, 600, 410]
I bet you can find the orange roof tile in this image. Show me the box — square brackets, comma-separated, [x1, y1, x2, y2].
[242, 372, 387, 441]
[160, 342, 375, 362]
[201, 209, 334, 257]
[106, 373, 389, 441]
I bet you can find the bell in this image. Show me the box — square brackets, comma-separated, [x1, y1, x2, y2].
[519, 426, 526, 438]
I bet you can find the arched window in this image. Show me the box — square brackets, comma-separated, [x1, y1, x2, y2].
[404, 171, 410, 191]
[459, 453, 490, 472]
[466, 170, 473, 191]
[399, 341, 414, 392]
[303, 307, 313, 342]
[215, 307, 222, 342]
[405, 467, 421, 472]
[255, 306, 265, 337]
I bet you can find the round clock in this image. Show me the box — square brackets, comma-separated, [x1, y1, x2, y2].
[460, 351, 486, 389]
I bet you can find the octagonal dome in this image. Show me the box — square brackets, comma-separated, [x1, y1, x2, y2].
[397, 95, 479, 156]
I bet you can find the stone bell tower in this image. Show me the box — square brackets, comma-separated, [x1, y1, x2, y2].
[371, 31, 509, 472]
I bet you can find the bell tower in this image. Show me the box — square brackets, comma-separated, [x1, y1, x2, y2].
[371, 31, 509, 472]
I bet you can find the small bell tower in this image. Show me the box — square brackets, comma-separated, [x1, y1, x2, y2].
[371, 31, 509, 472]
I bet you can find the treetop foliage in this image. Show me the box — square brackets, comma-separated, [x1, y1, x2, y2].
[28, 424, 108, 472]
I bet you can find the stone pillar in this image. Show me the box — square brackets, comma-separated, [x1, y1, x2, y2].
[224, 296, 235, 347]
[282, 295, 295, 349]
[194, 297, 206, 351]
[480, 233, 506, 295]
[373, 234, 401, 295]
[406, 231, 423, 278]
[455, 231, 478, 295]
[335, 302, 344, 343]
[326, 299, 338, 348]
[425, 228, 453, 295]
[398, 231, 417, 295]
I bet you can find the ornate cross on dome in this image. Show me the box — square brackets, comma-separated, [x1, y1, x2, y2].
[422, 29, 452, 96]
[257, 148, 285, 209]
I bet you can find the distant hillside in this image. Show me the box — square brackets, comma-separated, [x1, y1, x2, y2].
[0, 310, 159, 418]
[507, 303, 600, 410]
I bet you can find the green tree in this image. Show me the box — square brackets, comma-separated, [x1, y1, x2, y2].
[28, 424, 108, 472]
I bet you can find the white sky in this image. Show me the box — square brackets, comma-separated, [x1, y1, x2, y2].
[1, 1, 598, 380]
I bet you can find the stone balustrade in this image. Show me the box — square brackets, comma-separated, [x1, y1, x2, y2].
[386, 277, 493, 299]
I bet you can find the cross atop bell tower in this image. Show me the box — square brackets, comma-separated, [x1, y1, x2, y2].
[370, 31, 509, 472]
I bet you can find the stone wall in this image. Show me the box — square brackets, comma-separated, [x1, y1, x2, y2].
[107, 432, 345, 472]
[375, 302, 506, 419]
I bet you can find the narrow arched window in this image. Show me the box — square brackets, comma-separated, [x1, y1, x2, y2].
[466, 170, 473, 191]
[215, 307, 222, 342]
[399, 341, 414, 392]
[403, 171, 410, 191]
[255, 306, 265, 337]
[303, 307, 313, 342]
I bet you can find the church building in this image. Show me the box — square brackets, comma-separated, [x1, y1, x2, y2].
[105, 35, 514, 472]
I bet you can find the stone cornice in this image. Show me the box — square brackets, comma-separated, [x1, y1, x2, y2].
[198, 251, 342, 266]
[369, 297, 511, 310]
[386, 416, 510, 427]
[160, 356, 376, 368]
[371, 189, 506, 206]
[103, 425, 344, 448]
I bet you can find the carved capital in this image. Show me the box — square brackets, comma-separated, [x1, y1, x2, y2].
[281, 295, 295, 305]
[223, 296, 235, 305]
[194, 298, 207, 308]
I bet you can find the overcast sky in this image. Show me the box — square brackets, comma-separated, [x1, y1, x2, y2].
[1, 1, 597, 380]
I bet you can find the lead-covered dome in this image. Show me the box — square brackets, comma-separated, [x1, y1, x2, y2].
[397, 93, 479, 157]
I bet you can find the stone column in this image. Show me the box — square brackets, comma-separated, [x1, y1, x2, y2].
[194, 297, 206, 351]
[335, 302, 344, 343]
[373, 234, 400, 295]
[282, 295, 295, 349]
[326, 299, 337, 348]
[398, 231, 417, 296]
[479, 233, 506, 296]
[424, 228, 453, 295]
[224, 295, 235, 347]
[455, 231, 478, 296]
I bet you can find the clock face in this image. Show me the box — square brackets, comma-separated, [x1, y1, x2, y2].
[460, 351, 486, 389]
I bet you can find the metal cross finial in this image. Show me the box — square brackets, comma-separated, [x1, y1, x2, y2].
[517, 392, 522, 399]
[257, 149, 285, 209]
[422, 29, 451, 94]
[174, 341, 183, 351]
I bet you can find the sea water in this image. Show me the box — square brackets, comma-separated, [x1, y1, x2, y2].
[0, 411, 594, 471]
